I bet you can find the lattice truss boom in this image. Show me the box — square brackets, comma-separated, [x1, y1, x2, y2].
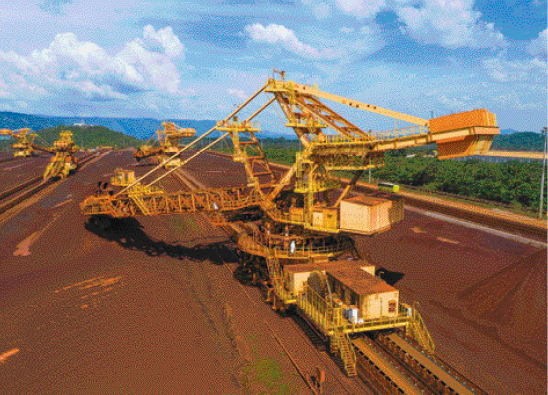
[81, 73, 499, 236]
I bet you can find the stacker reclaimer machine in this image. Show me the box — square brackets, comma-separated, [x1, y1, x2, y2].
[80, 72, 499, 376]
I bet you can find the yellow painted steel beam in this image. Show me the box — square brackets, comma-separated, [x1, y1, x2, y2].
[480, 150, 544, 159]
[146, 132, 230, 188]
[117, 82, 268, 196]
[304, 95, 369, 138]
[295, 97, 361, 138]
[247, 96, 276, 121]
[289, 81, 429, 126]
[81, 185, 262, 217]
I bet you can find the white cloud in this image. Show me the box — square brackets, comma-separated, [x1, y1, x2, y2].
[490, 90, 545, 111]
[301, 0, 332, 20]
[227, 88, 247, 100]
[300, 0, 505, 49]
[0, 50, 35, 73]
[143, 25, 185, 58]
[0, 25, 186, 104]
[436, 94, 480, 111]
[245, 23, 333, 60]
[396, 0, 505, 49]
[482, 54, 547, 83]
[339, 27, 354, 34]
[245, 23, 384, 62]
[527, 28, 547, 58]
[335, 0, 385, 20]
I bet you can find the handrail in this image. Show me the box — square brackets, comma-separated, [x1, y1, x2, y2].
[238, 229, 354, 258]
[81, 185, 263, 217]
[261, 205, 341, 232]
[309, 125, 429, 145]
[411, 308, 435, 352]
[298, 285, 411, 334]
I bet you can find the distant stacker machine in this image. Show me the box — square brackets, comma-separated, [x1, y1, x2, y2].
[134, 122, 196, 169]
[1, 128, 81, 180]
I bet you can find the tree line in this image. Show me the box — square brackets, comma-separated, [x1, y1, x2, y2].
[373, 154, 546, 214]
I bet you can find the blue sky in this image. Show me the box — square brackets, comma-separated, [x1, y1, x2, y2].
[0, 0, 545, 134]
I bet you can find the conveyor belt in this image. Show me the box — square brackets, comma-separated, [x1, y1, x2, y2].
[352, 337, 423, 395]
[387, 333, 474, 395]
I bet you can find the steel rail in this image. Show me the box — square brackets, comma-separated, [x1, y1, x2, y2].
[0, 152, 97, 215]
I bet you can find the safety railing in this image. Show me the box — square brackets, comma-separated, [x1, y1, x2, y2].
[297, 285, 332, 334]
[237, 229, 354, 259]
[266, 258, 296, 304]
[261, 205, 341, 233]
[309, 125, 429, 145]
[262, 205, 305, 225]
[81, 185, 263, 218]
[216, 119, 261, 131]
[408, 306, 435, 353]
[370, 125, 429, 141]
[297, 286, 411, 336]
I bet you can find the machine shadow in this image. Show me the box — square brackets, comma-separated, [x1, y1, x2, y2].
[84, 216, 237, 264]
[376, 267, 405, 286]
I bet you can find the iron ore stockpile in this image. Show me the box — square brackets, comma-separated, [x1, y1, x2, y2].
[1, 75, 547, 395]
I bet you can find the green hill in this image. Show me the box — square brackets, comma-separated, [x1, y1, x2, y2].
[491, 132, 544, 151]
[33, 126, 143, 150]
[0, 111, 216, 140]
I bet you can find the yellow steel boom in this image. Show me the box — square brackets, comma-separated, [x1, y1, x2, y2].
[81, 74, 500, 236]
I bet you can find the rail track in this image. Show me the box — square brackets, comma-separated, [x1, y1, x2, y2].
[264, 157, 546, 241]
[167, 168, 374, 395]
[0, 151, 99, 215]
[352, 332, 490, 395]
[167, 164, 495, 395]
[0, 156, 19, 165]
[99, 160, 493, 395]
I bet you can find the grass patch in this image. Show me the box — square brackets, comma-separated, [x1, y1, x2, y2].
[241, 358, 296, 395]
[171, 215, 200, 233]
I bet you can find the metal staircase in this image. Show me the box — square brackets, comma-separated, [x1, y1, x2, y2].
[331, 308, 357, 376]
[128, 194, 151, 216]
[407, 307, 435, 354]
[266, 257, 293, 308]
[266, 257, 283, 289]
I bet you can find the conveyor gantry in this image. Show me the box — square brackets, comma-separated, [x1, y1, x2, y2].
[81, 184, 263, 217]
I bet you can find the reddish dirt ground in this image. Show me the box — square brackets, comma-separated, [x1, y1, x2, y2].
[458, 249, 546, 363]
[0, 154, 53, 191]
[1, 149, 545, 395]
[0, 152, 15, 162]
[0, 150, 369, 395]
[182, 151, 547, 395]
[353, 211, 546, 395]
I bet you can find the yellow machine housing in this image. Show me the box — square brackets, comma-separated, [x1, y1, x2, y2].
[1, 128, 39, 157]
[134, 122, 196, 169]
[81, 73, 502, 371]
[43, 130, 80, 180]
